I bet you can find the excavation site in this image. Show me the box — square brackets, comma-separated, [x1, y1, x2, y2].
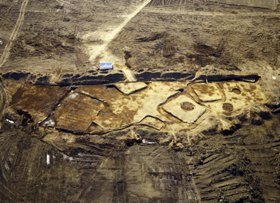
[0, 0, 279, 202]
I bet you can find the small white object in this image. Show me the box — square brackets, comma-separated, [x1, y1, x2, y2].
[99, 62, 113, 71]
[46, 154, 51, 165]
[272, 76, 276, 80]
[63, 154, 74, 161]
[42, 118, 55, 127]
[142, 139, 156, 145]
[0, 39, 3, 46]
[5, 119, 15, 124]
[69, 92, 79, 99]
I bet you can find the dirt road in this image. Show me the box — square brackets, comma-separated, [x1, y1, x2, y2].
[85, 0, 152, 63]
[0, 0, 29, 68]
[144, 8, 280, 17]
[82, 0, 151, 81]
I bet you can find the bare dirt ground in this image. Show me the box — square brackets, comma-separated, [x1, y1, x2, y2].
[0, 0, 279, 202]
[110, 1, 280, 74]
[0, 0, 279, 76]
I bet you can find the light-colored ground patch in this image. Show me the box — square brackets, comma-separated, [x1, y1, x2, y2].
[163, 95, 206, 123]
[139, 116, 165, 130]
[114, 82, 147, 95]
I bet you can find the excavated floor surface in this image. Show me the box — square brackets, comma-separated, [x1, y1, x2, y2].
[0, 0, 280, 202]
[0, 77, 279, 202]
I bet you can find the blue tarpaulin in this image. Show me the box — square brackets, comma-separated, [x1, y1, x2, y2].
[99, 62, 113, 70]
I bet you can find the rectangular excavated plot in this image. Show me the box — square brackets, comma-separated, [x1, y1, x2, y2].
[206, 82, 268, 116]
[54, 92, 104, 133]
[77, 85, 134, 130]
[163, 95, 206, 124]
[191, 83, 223, 102]
[10, 85, 68, 123]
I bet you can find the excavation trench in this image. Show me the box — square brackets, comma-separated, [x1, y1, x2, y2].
[2, 76, 268, 136]
[1, 71, 260, 86]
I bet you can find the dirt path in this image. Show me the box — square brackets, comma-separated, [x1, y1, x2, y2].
[82, 0, 151, 81]
[144, 8, 280, 17]
[0, 0, 29, 68]
[85, 0, 152, 63]
[55, 0, 73, 6]
[119, 65, 136, 82]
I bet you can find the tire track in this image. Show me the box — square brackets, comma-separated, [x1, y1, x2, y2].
[148, 0, 279, 10]
[144, 8, 280, 17]
[0, 0, 29, 68]
[188, 146, 265, 202]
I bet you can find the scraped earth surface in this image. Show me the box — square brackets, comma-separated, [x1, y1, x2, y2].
[0, 0, 280, 202]
[0, 77, 279, 202]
